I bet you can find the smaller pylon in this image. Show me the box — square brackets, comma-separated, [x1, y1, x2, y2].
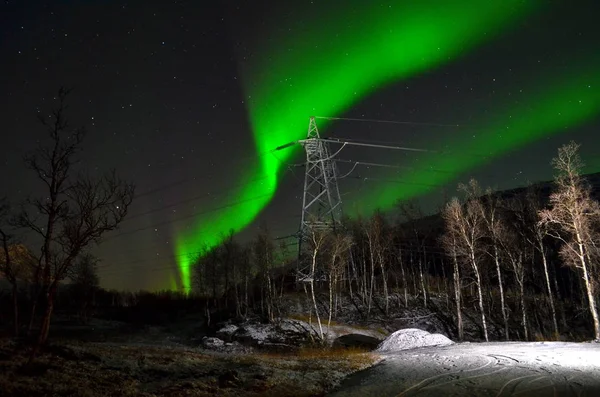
[297, 116, 343, 282]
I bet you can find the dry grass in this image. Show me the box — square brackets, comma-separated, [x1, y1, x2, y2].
[0, 339, 380, 397]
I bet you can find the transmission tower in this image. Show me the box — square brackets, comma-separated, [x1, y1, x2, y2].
[296, 116, 343, 282]
[272, 116, 437, 282]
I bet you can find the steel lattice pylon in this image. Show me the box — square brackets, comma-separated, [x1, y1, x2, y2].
[296, 116, 343, 282]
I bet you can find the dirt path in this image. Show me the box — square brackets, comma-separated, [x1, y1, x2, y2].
[328, 342, 600, 396]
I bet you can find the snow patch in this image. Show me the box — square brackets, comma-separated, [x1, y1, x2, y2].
[376, 328, 454, 352]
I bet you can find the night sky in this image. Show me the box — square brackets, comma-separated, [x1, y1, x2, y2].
[1, 0, 599, 292]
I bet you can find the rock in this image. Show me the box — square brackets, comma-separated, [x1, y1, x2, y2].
[216, 324, 239, 342]
[215, 319, 315, 349]
[376, 328, 454, 353]
[333, 334, 382, 350]
[202, 336, 225, 349]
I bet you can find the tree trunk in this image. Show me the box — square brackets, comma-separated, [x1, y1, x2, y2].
[493, 245, 509, 340]
[551, 263, 567, 329]
[419, 252, 427, 308]
[538, 242, 559, 339]
[519, 277, 528, 340]
[399, 250, 408, 307]
[328, 274, 334, 332]
[471, 253, 488, 342]
[378, 252, 389, 315]
[28, 283, 58, 363]
[441, 257, 449, 310]
[243, 273, 249, 318]
[348, 256, 354, 300]
[452, 246, 464, 340]
[310, 251, 323, 341]
[266, 272, 274, 323]
[367, 240, 375, 318]
[578, 241, 600, 340]
[410, 251, 418, 297]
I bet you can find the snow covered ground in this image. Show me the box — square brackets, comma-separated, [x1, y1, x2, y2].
[329, 341, 600, 396]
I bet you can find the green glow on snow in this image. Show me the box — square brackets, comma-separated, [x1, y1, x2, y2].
[172, 1, 539, 291]
[349, 62, 600, 212]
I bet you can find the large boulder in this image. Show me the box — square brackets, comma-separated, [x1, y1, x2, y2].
[215, 319, 315, 349]
[376, 328, 454, 353]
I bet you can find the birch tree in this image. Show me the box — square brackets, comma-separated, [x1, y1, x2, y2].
[327, 232, 352, 329]
[523, 186, 560, 338]
[440, 233, 464, 340]
[539, 141, 600, 341]
[305, 224, 327, 341]
[481, 189, 509, 340]
[442, 180, 489, 341]
[497, 203, 529, 340]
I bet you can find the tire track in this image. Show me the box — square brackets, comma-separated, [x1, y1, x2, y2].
[396, 355, 496, 396]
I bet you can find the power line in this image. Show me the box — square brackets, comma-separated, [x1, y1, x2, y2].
[314, 116, 461, 128]
[95, 173, 306, 261]
[133, 148, 275, 200]
[123, 172, 276, 222]
[334, 158, 455, 175]
[326, 136, 491, 159]
[96, 218, 299, 262]
[103, 193, 273, 242]
[94, 169, 305, 254]
[346, 175, 443, 189]
[314, 137, 432, 153]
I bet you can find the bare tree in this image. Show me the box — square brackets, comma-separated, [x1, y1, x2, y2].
[440, 233, 464, 340]
[539, 141, 600, 341]
[397, 202, 428, 308]
[523, 186, 560, 338]
[327, 232, 352, 330]
[304, 223, 328, 341]
[481, 189, 509, 340]
[253, 225, 276, 322]
[497, 201, 529, 340]
[365, 211, 390, 315]
[16, 88, 134, 359]
[442, 180, 489, 341]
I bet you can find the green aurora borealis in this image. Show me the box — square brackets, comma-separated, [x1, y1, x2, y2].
[172, 1, 600, 291]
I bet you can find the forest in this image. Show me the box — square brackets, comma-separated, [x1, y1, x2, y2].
[2, 140, 600, 359]
[188, 141, 600, 343]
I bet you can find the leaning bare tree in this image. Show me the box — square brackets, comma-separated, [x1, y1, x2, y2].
[17, 88, 135, 359]
[539, 141, 600, 341]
